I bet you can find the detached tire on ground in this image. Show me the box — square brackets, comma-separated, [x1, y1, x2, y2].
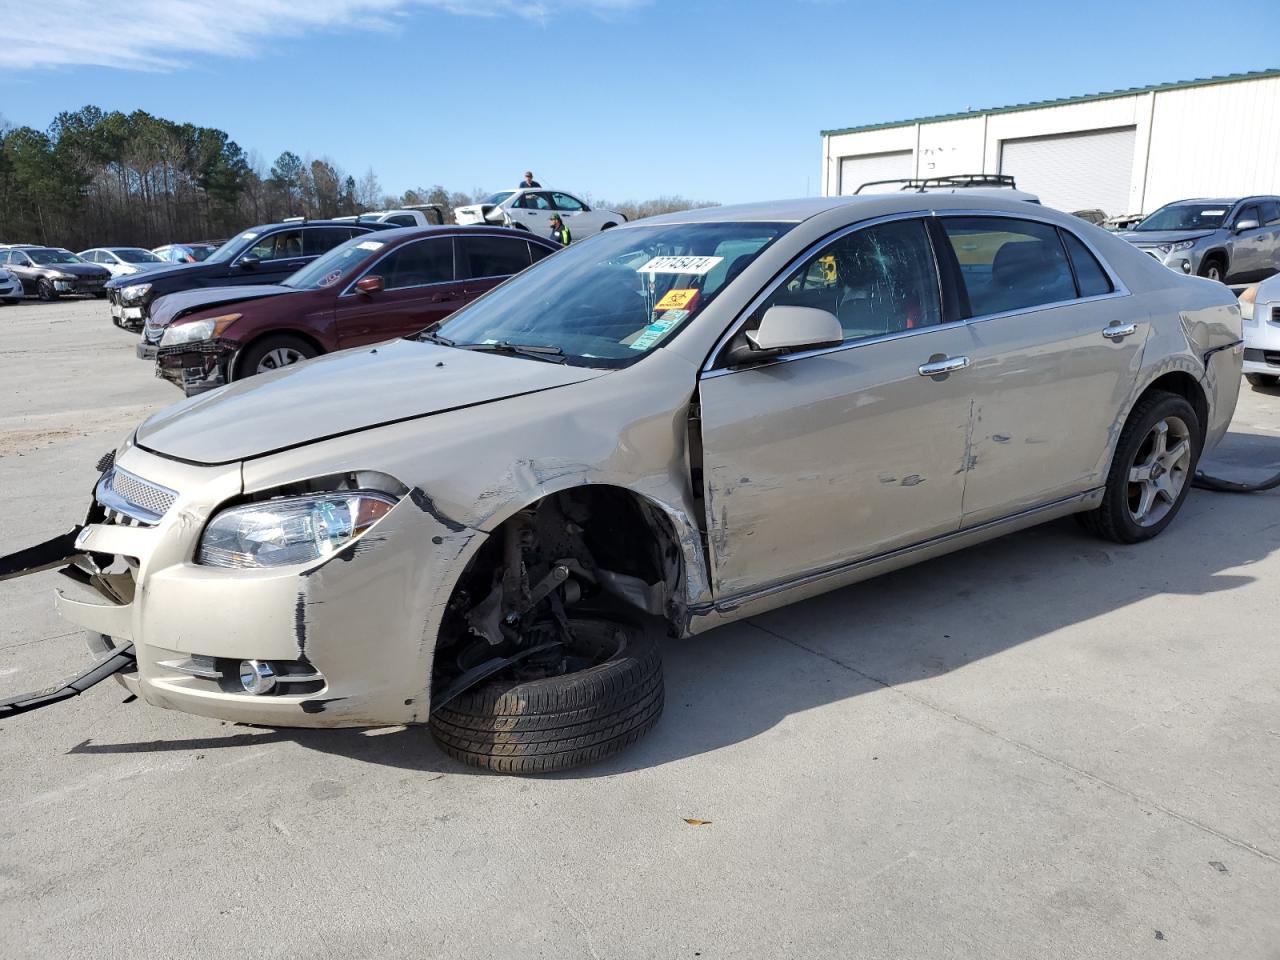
[430, 618, 664, 773]
[1078, 390, 1202, 544]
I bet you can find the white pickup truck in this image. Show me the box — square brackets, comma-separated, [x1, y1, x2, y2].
[335, 205, 446, 228]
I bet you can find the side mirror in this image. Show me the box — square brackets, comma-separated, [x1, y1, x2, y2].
[355, 275, 384, 295]
[724, 305, 843, 366]
[1235, 219, 1260, 233]
[484, 207, 507, 224]
[237, 256, 261, 270]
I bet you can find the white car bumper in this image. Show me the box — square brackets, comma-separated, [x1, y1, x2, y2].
[1243, 296, 1280, 376]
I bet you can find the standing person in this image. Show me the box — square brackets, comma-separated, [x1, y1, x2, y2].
[548, 214, 571, 245]
[519, 171, 541, 188]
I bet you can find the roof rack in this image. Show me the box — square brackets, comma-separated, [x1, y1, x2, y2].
[281, 215, 308, 223]
[855, 174, 1018, 195]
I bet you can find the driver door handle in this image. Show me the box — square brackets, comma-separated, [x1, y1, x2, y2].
[1102, 322, 1137, 340]
[918, 356, 970, 377]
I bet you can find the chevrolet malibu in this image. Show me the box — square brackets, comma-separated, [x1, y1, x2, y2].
[5, 195, 1242, 772]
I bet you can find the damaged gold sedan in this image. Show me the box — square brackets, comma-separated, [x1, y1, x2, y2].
[0, 195, 1243, 772]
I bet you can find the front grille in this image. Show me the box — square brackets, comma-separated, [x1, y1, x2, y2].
[98, 467, 178, 525]
[1245, 348, 1280, 367]
[1272, 306, 1280, 325]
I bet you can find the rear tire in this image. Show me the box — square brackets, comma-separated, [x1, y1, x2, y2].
[233, 334, 318, 381]
[430, 618, 664, 774]
[1246, 373, 1279, 389]
[1078, 391, 1202, 544]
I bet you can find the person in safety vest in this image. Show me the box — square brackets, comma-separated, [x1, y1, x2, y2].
[548, 213, 571, 245]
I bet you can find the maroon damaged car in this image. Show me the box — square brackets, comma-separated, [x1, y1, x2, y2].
[152, 226, 560, 396]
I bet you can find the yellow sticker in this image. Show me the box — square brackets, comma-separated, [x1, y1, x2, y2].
[656, 288, 699, 312]
[817, 255, 838, 283]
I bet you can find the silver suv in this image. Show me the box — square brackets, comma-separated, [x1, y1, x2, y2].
[1118, 196, 1280, 283]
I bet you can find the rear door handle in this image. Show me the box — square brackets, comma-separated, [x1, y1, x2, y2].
[918, 355, 970, 377]
[1102, 322, 1137, 340]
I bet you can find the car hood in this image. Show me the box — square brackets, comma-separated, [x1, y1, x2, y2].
[150, 284, 295, 327]
[40, 262, 110, 278]
[105, 261, 211, 289]
[1117, 230, 1215, 244]
[135, 337, 608, 465]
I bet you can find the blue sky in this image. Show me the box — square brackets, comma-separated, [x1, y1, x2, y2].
[2, 0, 1278, 206]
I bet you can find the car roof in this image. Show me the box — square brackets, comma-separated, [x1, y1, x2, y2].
[356, 224, 561, 245]
[636, 193, 1050, 227]
[245, 219, 396, 232]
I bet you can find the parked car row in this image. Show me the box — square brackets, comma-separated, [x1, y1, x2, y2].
[1116, 195, 1280, 283]
[148, 225, 559, 395]
[0, 239, 225, 303]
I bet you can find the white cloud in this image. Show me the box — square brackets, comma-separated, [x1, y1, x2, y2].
[0, 0, 643, 72]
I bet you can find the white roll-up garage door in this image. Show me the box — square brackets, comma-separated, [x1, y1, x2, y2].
[838, 150, 915, 195]
[999, 127, 1136, 216]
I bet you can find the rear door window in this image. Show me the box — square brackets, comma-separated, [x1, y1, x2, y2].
[304, 227, 360, 256]
[1259, 200, 1280, 226]
[940, 217, 1077, 316]
[457, 236, 532, 279]
[529, 242, 555, 263]
[376, 238, 454, 290]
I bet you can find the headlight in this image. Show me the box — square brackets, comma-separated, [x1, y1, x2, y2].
[53, 272, 76, 280]
[1239, 285, 1257, 321]
[159, 313, 241, 346]
[120, 282, 152, 302]
[198, 492, 398, 568]
[1171, 240, 1196, 252]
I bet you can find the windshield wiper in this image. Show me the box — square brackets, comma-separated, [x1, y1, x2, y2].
[452, 341, 567, 364]
[414, 329, 456, 346]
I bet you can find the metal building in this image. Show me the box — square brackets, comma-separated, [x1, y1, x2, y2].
[820, 70, 1280, 219]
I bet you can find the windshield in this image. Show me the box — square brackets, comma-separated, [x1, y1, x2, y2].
[1135, 203, 1230, 232]
[481, 192, 515, 206]
[28, 249, 83, 265]
[203, 230, 264, 264]
[188, 244, 217, 261]
[433, 221, 792, 368]
[284, 235, 386, 290]
[116, 248, 161, 263]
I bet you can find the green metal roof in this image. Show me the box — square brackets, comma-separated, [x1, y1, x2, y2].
[820, 68, 1280, 137]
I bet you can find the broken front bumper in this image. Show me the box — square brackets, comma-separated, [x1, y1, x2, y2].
[155, 340, 235, 395]
[4, 446, 470, 727]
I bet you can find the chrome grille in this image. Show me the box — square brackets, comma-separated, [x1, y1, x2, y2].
[98, 468, 177, 525]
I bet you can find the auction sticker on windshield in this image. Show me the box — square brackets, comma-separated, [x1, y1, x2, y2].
[637, 255, 723, 275]
[356, 241, 384, 252]
[628, 309, 688, 351]
[655, 288, 699, 311]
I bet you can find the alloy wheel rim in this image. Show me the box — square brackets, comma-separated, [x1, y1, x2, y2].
[257, 347, 305, 372]
[1127, 416, 1191, 527]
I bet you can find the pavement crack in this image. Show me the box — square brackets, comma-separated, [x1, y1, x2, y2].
[746, 619, 1280, 867]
